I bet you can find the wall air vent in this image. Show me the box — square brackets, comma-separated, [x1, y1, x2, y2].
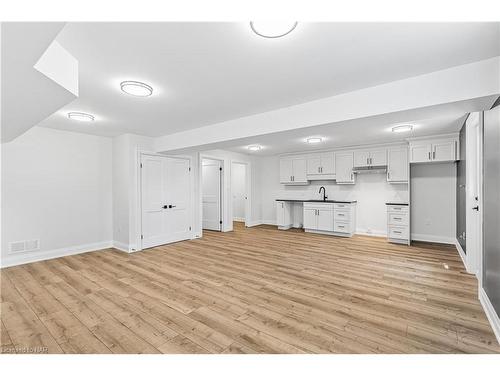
[9, 239, 40, 253]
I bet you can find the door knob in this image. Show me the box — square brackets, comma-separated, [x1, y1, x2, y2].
[163, 205, 169, 209]
[472, 206, 479, 211]
[169, 205, 176, 209]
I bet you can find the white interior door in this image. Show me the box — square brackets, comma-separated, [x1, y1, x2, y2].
[141, 154, 192, 249]
[202, 159, 222, 231]
[166, 157, 192, 242]
[231, 162, 247, 222]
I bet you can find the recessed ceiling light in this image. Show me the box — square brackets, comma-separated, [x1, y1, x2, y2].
[392, 124, 413, 133]
[306, 137, 323, 144]
[120, 81, 153, 97]
[67, 112, 94, 122]
[247, 145, 262, 151]
[250, 21, 298, 38]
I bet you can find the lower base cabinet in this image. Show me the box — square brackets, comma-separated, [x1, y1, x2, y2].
[387, 204, 410, 245]
[304, 202, 356, 237]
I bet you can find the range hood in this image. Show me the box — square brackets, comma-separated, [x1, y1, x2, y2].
[352, 165, 387, 173]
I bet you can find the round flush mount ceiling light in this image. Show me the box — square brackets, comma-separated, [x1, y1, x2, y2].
[67, 112, 94, 122]
[120, 81, 153, 97]
[250, 21, 298, 38]
[247, 145, 262, 151]
[306, 137, 323, 144]
[392, 124, 413, 133]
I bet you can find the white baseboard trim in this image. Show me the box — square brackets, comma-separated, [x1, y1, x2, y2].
[454, 238, 470, 273]
[112, 241, 130, 253]
[261, 220, 277, 226]
[1, 241, 113, 268]
[246, 220, 263, 227]
[479, 287, 500, 345]
[411, 233, 455, 245]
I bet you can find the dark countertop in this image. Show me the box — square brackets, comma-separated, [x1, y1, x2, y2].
[276, 199, 357, 204]
[386, 202, 409, 206]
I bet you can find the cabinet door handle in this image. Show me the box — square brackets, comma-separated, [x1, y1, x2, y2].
[350, 172, 354, 181]
[394, 231, 402, 234]
[387, 171, 391, 180]
[318, 167, 320, 173]
[394, 217, 402, 220]
[428, 151, 431, 160]
[320, 166, 323, 173]
[433, 151, 436, 159]
[367, 157, 369, 165]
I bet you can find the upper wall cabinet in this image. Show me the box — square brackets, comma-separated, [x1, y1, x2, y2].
[409, 135, 459, 163]
[306, 152, 335, 180]
[279, 155, 309, 185]
[334, 151, 355, 184]
[354, 148, 387, 168]
[387, 146, 408, 183]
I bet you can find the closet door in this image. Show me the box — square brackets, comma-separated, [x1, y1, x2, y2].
[141, 154, 192, 249]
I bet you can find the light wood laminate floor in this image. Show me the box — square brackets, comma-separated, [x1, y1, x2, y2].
[1, 223, 499, 354]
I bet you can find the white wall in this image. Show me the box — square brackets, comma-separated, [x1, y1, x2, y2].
[1, 126, 112, 267]
[112, 133, 154, 251]
[410, 163, 457, 243]
[258, 156, 408, 236]
[231, 162, 246, 220]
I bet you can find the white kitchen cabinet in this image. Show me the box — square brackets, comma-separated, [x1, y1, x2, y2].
[279, 156, 308, 185]
[354, 148, 387, 168]
[303, 207, 318, 230]
[370, 148, 387, 166]
[386, 204, 409, 245]
[303, 202, 356, 237]
[409, 136, 458, 163]
[409, 143, 432, 163]
[317, 208, 334, 232]
[432, 140, 456, 162]
[354, 150, 370, 168]
[334, 151, 355, 184]
[276, 201, 293, 230]
[303, 203, 334, 232]
[333, 202, 357, 237]
[306, 152, 335, 180]
[387, 146, 408, 183]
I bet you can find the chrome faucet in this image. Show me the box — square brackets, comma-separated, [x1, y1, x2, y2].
[319, 186, 327, 201]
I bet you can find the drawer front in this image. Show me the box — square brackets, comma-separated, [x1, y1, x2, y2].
[388, 212, 408, 226]
[334, 221, 351, 233]
[387, 205, 409, 213]
[333, 203, 351, 210]
[388, 225, 408, 239]
[334, 210, 350, 221]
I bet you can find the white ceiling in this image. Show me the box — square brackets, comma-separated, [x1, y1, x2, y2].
[225, 112, 468, 156]
[37, 22, 500, 138]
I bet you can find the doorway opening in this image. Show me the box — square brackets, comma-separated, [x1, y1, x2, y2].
[231, 161, 250, 228]
[202, 158, 223, 231]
